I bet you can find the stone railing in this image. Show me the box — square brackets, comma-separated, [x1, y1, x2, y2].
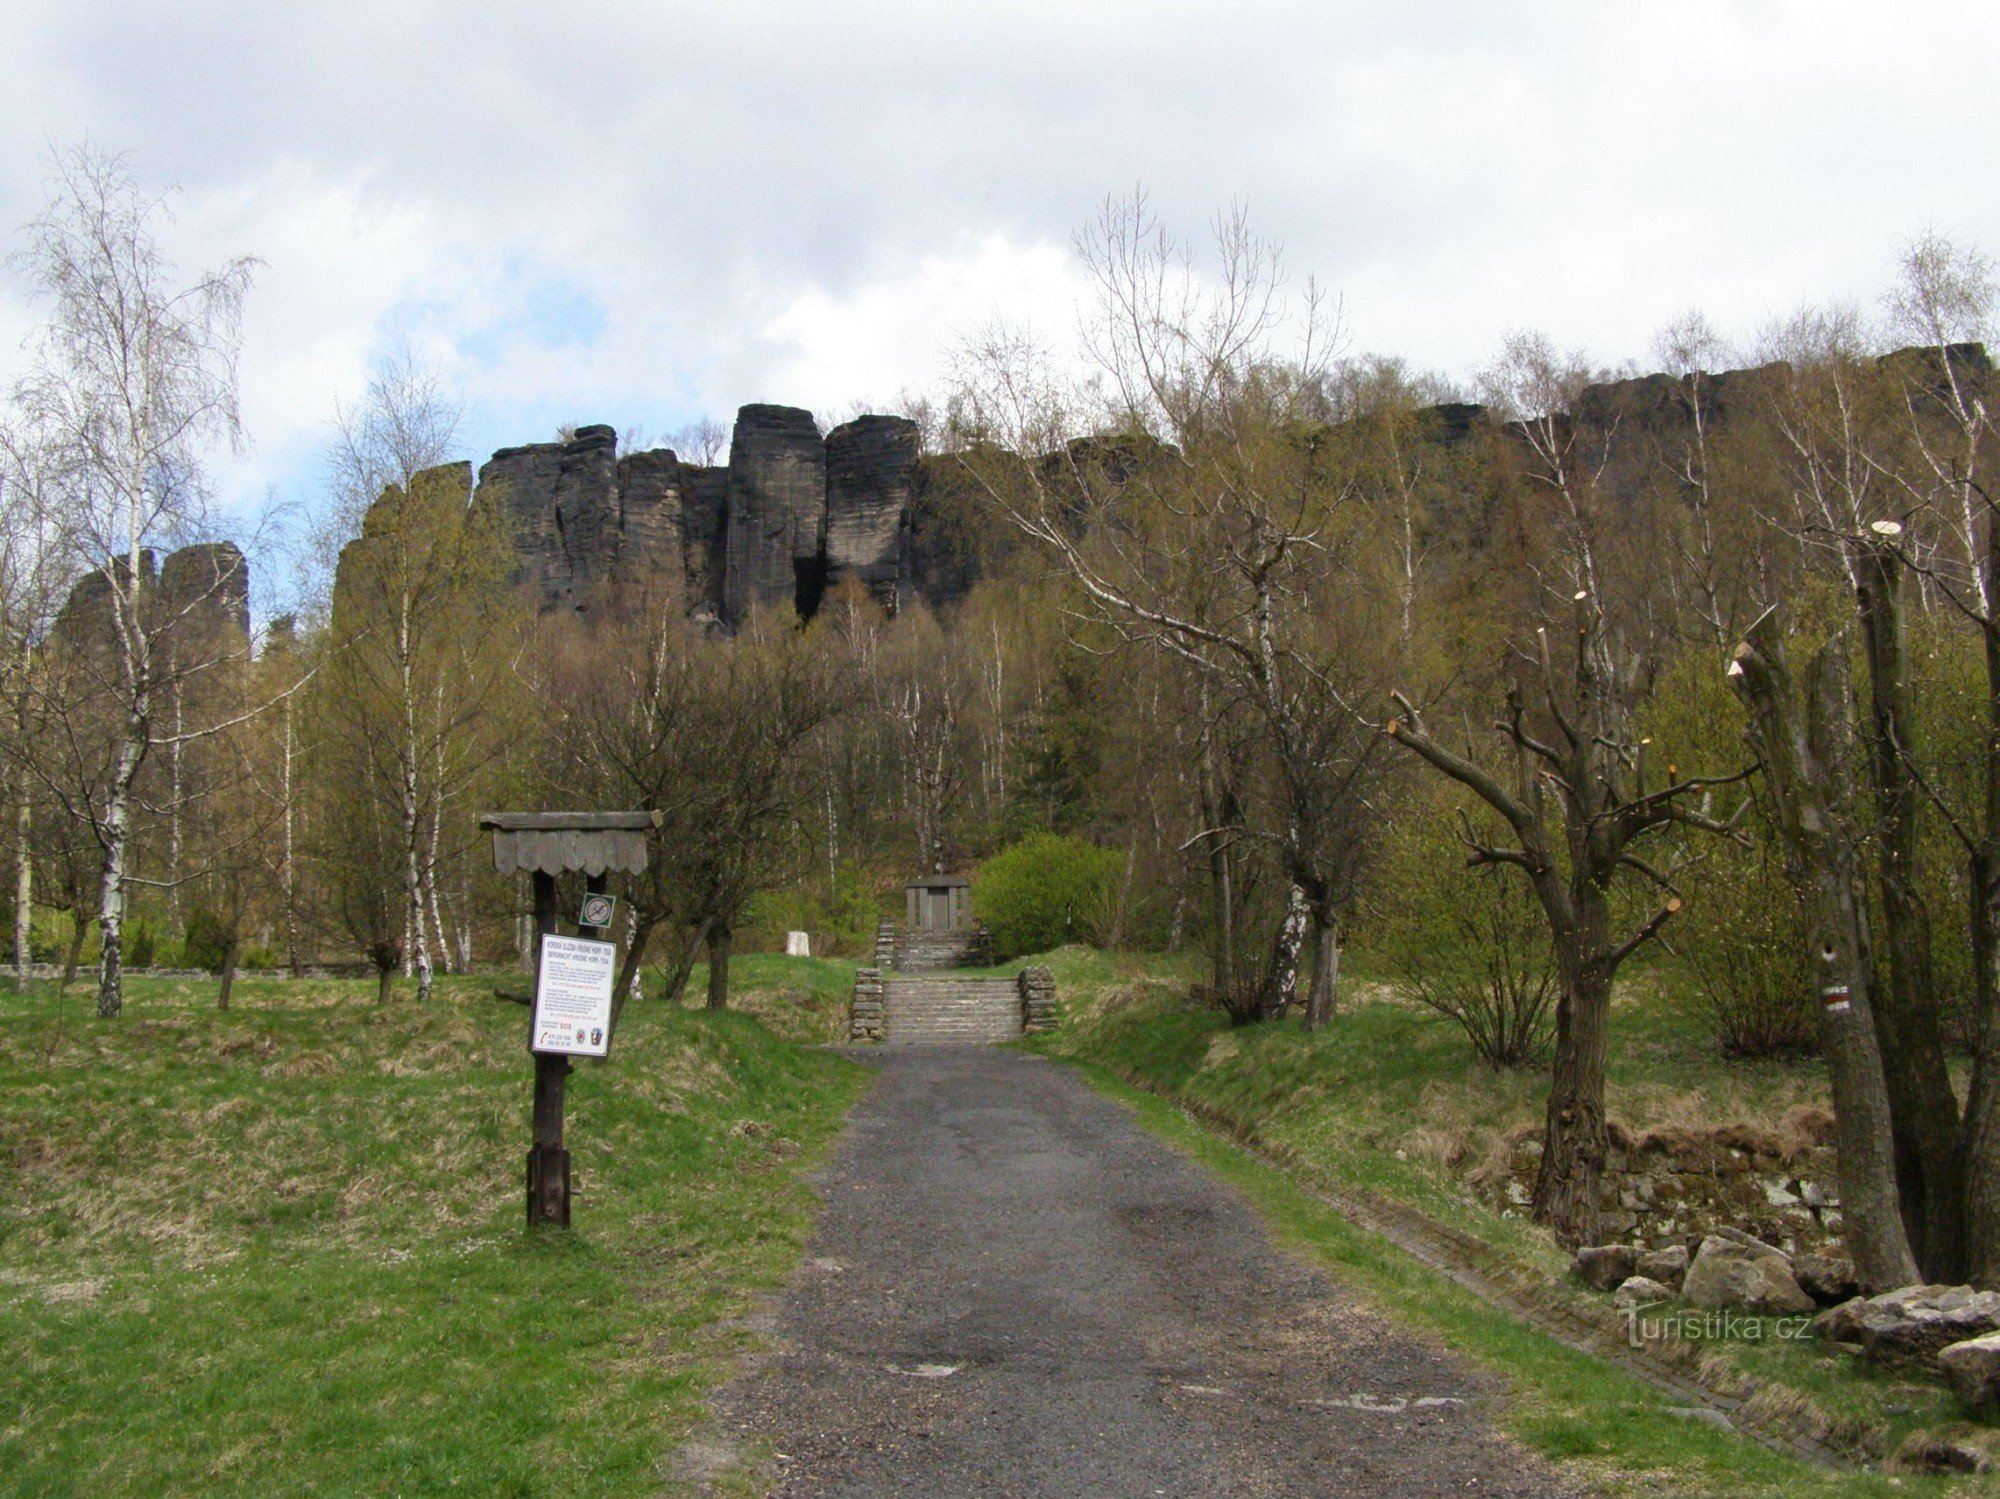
[1019, 965, 1058, 1033]
[873, 920, 897, 968]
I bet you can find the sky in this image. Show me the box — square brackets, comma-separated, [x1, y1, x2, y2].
[2, 0, 1996, 541]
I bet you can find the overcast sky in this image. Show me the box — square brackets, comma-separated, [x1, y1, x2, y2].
[2, 1, 1996, 530]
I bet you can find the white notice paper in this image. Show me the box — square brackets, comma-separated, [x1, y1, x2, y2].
[532, 934, 618, 1056]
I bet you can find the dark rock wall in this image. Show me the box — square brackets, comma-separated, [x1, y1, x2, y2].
[723, 404, 826, 627]
[681, 465, 730, 624]
[824, 415, 917, 611]
[455, 348, 1985, 634]
[612, 448, 685, 611]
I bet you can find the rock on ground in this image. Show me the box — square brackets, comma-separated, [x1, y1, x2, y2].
[1572, 1244, 1638, 1292]
[1638, 1244, 1689, 1290]
[1791, 1252, 1858, 1307]
[1683, 1234, 1814, 1316]
[1940, 1333, 2000, 1413]
[1812, 1285, 2000, 1374]
[1613, 1276, 1677, 1309]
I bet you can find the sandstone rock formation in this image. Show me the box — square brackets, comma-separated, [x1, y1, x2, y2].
[55, 542, 251, 660]
[449, 341, 1996, 638]
[723, 404, 826, 627]
[824, 415, 918, 611]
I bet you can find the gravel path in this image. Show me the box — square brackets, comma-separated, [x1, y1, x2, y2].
[718, 1048, 1589, 1497]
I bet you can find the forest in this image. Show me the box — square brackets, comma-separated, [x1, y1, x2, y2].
[3, 151, 1997, 1300]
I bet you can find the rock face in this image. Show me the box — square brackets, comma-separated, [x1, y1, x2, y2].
[55, 543, 252, 660]
[1682, 1233, 1815, 1316]
[460, 342, 1998, 636]
[824, 415, 918, 611]
[724, 404, 826, 627]
[476, 425, 623, 612]
[680, 465, 729, 624]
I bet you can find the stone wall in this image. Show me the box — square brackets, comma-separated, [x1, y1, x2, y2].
[849, 967, 886, 1043]
[1019, 965, 1058, 1033]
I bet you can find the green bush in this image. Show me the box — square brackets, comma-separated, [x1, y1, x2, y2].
[126, 919, 158, 970]
[177, 907, 233, 972]
[973, 833, 1122, 960]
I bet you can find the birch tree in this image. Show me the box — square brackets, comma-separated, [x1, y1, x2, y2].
[951, 193, 1389, 1024]
[5, 144, 256, 1017]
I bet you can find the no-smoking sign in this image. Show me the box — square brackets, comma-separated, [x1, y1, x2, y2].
[580, 892, 617, 929]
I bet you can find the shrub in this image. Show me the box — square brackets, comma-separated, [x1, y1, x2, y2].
[1672, 840, 1818, 1059]
[973, 833, 1122, 961]
[177, 907, 233, 973]
[126, 919, 158, 970]
[1366, 801, 1556, 1067]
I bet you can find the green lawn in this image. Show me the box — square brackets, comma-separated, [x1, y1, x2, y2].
[0, 967, 870, 1496]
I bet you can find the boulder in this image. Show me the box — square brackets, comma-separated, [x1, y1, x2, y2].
[1638, 1244, 1689, 1290]
[1704, 1224, 1791, 1263]
[1682, 1234, 1815, 1316]
[1940, 1333, 2000, 1413]
[1791, 1252, 1859, 1307]
[1572, 1244, 1639, 1293]
[1613, 1275, 1677, 1309]
[1811, 1285, 2000, 1373]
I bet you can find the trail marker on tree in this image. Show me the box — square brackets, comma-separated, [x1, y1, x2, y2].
[480, 811, 660, 1228]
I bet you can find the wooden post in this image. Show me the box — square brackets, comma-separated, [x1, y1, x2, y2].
[526, 870, 569, 1228]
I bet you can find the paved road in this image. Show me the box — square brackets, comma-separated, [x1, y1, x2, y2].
[719, 1048, 1586, 1497]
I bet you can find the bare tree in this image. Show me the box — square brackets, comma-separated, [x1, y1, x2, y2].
[952, 193, 1386, 1025]
[1387, 595, 1750, 1246]
[5, 144, 257, 1017]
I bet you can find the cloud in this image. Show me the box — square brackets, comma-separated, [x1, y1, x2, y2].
[0, 0, 1997, 520]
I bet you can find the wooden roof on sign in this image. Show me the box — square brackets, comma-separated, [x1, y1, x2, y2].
[478, 811, 661, 877]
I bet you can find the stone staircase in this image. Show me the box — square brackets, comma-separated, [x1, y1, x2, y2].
[848, 965, 1058, 1046]
[892, 928, 994, 972]
[883, 977, 1024, 1044]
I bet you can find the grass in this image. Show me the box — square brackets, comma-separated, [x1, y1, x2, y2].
[0, 964, 871, 1496]
[1020, 944, 1995, 1489]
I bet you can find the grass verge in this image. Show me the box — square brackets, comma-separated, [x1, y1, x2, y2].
[1017, 944, 1992, 1489]
[0, 969, 870, 1496]
[1066, 1059, 1969, 1497]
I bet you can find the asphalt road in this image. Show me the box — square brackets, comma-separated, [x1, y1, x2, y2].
[719, 1048, 1587, 1497]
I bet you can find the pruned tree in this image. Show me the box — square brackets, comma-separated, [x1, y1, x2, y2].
[1728, 609, 1921, 1289]
[1386, 593, 1750, 1246]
